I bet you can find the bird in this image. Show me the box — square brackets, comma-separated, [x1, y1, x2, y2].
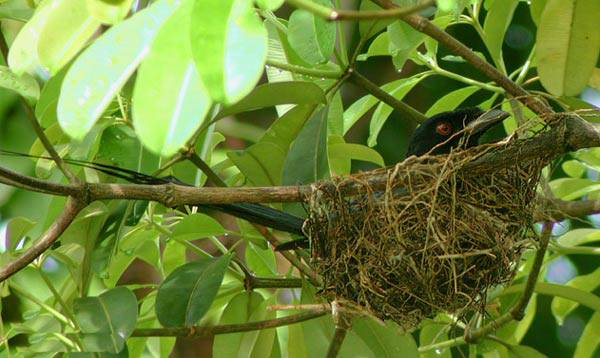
[0, 107, 509, 250]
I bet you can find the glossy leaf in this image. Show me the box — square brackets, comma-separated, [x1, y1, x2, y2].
[190, 0, 267, 104]
[562, 160, 586, 178]
[482, 0, 519, 60]
[216, 81, 325, 119]
[328, 141, 385, 169]
[0, 65, 39, 104]
[87, 0, 135, 24]
[256, 0, 284, 11]
[37, 0, 101, 74]
[155, 255, 231, 327]
[213, 291, 266, 357]
[282, 105, 330, 186]
[425, 86, 479, 117]
[557, 228, 600, 247]
[351, 318, 418, 358]
[537, 0, 600, 96]
[5, 216, 35, 252]
[245, 241, 276, 276]
[35, 66, 69, 127]
[57, 0, 180, 140]
[551, 267, 600, 324]
[420, 321, 451, 358]
[368, 76, 428, 146]
[574, 312, 600, 358]
[357, 32, 390, 61]
[170, 213, 226, 241]
[7, 0, 53, 75]
[228, 104, 316, 186]
[132, 0, 210, 156]
[388, 20, 425, 70]
[73, 286, 138, 352]
[287, 0, 335, 65]
[503, 282, 600, 313]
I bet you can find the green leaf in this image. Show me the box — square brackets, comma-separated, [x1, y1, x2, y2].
[213, 291, 266, 357]
[549, 178, 598, 200]
[190, 0, 267, 104]
[282, 105, 330, 186]
[245, 241, 276, 276]
[508, 345, 547, 358]
[216, 81, 325, 119]
[537, 0, 600, 96]
[57, 0, 180, 140]
[420, 321, 451, 358]
[557, 228, 600, 247]
[358, 0, 394, 40]
[0, 1, 34, 21]
[132, 0, 210, 156]
[86, 0, 135, 25]
[287, 0, 335, 65]
[73, 286, 138, 353]
[328, 142, 385, 167]
[170, 213, 226, 241]
[425, 86, 479, 117]
[574, 312, 600, 358]
[256, 0, 284, 11]
[228, 104, 315, 186]
[482, 0, 519, 60]
[562, 160, 586, 178]
[357, 32, 391, 61]
[368, 76, 427, 147]
[551, 267, 600, 324]
[0, 65, 40, 104]
[37, 0, 101, 74]
[7, 0, 53, 75]
[155, 255, 231, 327]
[351, 318, 418, 358]
[502, 282, 600, 314]
[529, 0, 548, 25]
[35, 65, 69, 127]
[388, 20, 425, 70]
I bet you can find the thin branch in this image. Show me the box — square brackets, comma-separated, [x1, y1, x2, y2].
[285, 0, 435, 21]
[131, 308, 327, 337]
[0, 196, 87, 281]
[348, 70, 426, 124]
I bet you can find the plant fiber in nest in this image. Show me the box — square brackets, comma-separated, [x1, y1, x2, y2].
[304, 143, 545, 330]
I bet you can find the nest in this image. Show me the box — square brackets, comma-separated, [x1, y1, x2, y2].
[304, 141, 546, 330]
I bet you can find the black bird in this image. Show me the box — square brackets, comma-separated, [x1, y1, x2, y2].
[0, 107, 509, 250]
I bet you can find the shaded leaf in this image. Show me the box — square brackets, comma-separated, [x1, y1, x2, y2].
[170, 213, 226, 241]
[287, 0, 335, 65]
[0, 65, 40, 104]
[155, 255, 231, 327]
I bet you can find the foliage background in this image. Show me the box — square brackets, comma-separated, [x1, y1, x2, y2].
[0, 0, 599, 356]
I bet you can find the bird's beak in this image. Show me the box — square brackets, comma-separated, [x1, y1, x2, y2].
[466, 109, 510, 135]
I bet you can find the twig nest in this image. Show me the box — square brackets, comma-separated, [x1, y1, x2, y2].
[305, 144, 544, 330]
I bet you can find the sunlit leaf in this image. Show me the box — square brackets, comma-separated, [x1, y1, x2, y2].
[0, 65, 39, 104]
[190, 0, 267, 104]
[86, 0, 135, 24]
[287, 0, 335, 65]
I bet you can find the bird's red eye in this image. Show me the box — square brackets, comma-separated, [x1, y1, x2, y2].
[436, 122, 452, 135]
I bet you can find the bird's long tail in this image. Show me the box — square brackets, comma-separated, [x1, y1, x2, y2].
[0, 149, 308, 249]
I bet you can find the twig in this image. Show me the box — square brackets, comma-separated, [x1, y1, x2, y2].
[0, 196, 87, 281]
[131, 308, 327, 337]
[285, 0, 435, 21]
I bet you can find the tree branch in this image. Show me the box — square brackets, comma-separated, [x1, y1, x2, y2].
[0, 196, 87, 281]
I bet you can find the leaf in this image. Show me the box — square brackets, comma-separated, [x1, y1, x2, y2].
[388, 20, 425, 70]
[537, 0, 600, 96]
[216, 81, 325, 119]
[37, 0, 101, 74]
[73, 286, 138, 353]
[228, 104, 316, 186]
[562, 160, 586, 178]
[574, 312, 600, 358]
[86, 0, 135, 25]
[357, 32, 391, 61]
[282, 105, 330, 186]
[508, 345, 547, 358]
[482, 0, 519, 60]
[0, 1, 34, 21]
[35, 65, 69, 127]
[190, 0, 267, 104]
[549, 178, 597, 200]
[0, 65, 40, 104]
[155, 255, 231, 327]
[358, 0, 394, 40]
[245, 241, 276, 276]
[557, 228, 600, 247]
[132, 0, 211, 156]
[420, 321, 451, 358]
[368, 76, 428, 147]
[529, 0, 548, 25]
[170, 213, 226, 241]
[351, 318, 418, 358]
[502, 282, 600, 314]
[256, 0, 284, 11]
[551, 267, 600, 324]
[213, 291, 266, 357]
[7, 0, 53, 75]
[425, 86, 479, 117]
[328, 142, 385, 167]
[287, 0, 335, 65]
[57, 0, 180, 140]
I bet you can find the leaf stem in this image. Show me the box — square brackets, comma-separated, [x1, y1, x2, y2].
[266, 59, 342, 78]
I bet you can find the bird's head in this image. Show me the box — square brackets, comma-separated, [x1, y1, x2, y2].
[405, 107, 510, 157]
